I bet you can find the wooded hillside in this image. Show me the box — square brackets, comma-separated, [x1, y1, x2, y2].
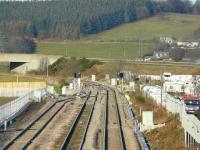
[0, 0, 193, 40]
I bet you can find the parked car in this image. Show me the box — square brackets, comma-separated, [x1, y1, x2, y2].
[182, 95, 200, 114]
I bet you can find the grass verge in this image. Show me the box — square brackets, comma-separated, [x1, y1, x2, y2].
[129, 90, 186, 150]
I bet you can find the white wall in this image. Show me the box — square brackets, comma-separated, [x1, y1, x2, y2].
[0, 88, 39, 97]
[0, 88, 47, 126]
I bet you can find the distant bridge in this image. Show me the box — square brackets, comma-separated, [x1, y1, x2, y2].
[0, 54, 61, 74]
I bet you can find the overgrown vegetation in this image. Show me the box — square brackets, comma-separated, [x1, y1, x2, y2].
[169, 49, 186, 62]
[135, 93, 146, 103]
[49, 57, 101, 76]
[54, 79, 69, 94]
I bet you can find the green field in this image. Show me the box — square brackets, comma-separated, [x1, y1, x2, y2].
[37, 42, 153, 59]
[37, 13, 200, 59]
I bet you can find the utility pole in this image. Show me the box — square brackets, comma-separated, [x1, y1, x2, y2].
[65, 48, 68, 58]
[138, 38, 143, 58]
[141, 38, 143, 58]
[46, 56, 49, 79]
[138, 38, 141, 58]
[160, 62, 164, 105]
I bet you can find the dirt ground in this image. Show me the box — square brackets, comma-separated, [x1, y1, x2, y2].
[0, 97, 18, 106]
[0, 99, 53, 148]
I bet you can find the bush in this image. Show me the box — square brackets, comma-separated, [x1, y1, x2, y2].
[5, 36, 36, 53]
[136, 95, 145, 102]
[54, 79, 69, 94]
[169, 49, 185, 62]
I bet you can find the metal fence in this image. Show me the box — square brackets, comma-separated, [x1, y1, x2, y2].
[0, 88, 47, 128]
[142, 85, 200, 147]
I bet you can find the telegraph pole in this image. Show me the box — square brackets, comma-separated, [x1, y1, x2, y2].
[65, 48, 68, 58]
[46, 56, 49, 79]
[160, 62, 164, 105]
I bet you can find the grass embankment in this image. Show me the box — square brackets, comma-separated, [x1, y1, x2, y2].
[84, 63, 200, 80]
[0, 97, 18, 106]
[37, 13, 200, 59]
[130, 91, 186, 150]
[49, 57, 101, 93]
[0, 74, 43, 82]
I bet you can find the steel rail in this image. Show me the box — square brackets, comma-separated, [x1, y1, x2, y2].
[60, 91, 91, 150]
[111, 88, 126, 150]
[103, 90, 108, 150]
[83, 82, 127, 150]
[1, 97, 75, 150]
[21, 99, 75, 149]
[79, 91, 99, 150]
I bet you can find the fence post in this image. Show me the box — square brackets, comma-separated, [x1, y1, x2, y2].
[4, 120, 7, 131]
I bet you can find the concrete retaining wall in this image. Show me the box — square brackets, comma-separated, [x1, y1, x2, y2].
[0, 82, 46, 97]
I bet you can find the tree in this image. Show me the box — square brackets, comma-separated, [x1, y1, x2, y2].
[169, 49, 185, 61]
[5, 36, 36, 53]
[0, 0, 195, 40]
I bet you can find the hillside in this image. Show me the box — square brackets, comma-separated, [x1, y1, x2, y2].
[0, 0, 193, 40]
[37, 13, 200, 59]
[86, 13, 200, 42]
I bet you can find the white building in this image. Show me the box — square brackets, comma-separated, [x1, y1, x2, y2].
[160, 36, 174, 45]
[177, 42, 199, 48]
[163, 82, 195, 95]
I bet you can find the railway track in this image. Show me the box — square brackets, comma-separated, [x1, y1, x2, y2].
[104, 88, 126, 150]
[83, 82, 127, 150]
[1, 98, 75, 150]
[60, 91, 98, 150]
[84, 82, 140, 150]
